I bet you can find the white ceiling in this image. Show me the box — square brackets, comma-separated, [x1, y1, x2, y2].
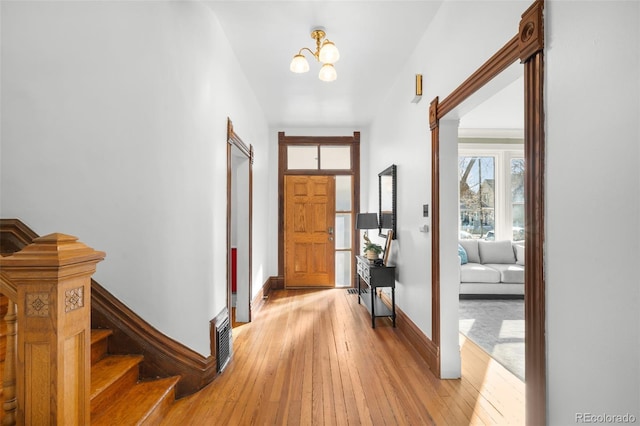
[205, 1, 443, 128]
[459, 74, 524, 138]
[205, 1, 523, 133]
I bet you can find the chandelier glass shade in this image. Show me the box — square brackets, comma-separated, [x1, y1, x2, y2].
[318, 41, 339, 64]
[318, 64, 337, 82]
[290, 54, 310, 73]
[290, 27, 340, 82]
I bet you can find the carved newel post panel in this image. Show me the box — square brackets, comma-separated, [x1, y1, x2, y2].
[0, 233, 105, 425]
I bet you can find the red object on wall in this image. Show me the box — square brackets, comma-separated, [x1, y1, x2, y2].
[231, 248, 237, 293]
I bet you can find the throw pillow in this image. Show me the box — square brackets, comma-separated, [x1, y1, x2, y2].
[458, 244, 468, 264]
[515, 244, 525, 265]
[478, 240, 516, 264]
[458, 239, 480, 263]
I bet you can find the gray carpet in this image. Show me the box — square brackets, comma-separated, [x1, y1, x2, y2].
[459, 299, 524, 381]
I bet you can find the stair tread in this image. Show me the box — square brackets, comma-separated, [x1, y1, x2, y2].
[90, 354, 144, 400]
[91, 376, 180, 426]
[91, 329, 113, 345]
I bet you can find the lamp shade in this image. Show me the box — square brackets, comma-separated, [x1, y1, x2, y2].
[318, 63, 337, 82]
[290, 54, 310, 73]
[356, 213, 379, 230]
[319, 41, 340, 64]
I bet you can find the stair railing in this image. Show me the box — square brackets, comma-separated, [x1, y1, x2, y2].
[0, 233, 104, 425]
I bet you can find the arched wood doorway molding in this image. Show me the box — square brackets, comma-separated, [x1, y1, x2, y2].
[226, 118, 254, 322]
[429, 1, 545, 424]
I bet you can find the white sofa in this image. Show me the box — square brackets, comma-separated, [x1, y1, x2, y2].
[458, 239, 525, 297]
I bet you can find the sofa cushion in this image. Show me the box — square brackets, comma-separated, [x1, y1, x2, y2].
[458, 244, 468, 264]
[514, 243, 525, 265]
[460, 263, 501, 283]
[478, 240, 516, 264]
[486, 263, 525, 283]
[458, 239, 480, 264]
[459, 282, 525, 295]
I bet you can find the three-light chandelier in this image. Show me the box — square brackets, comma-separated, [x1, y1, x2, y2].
[289, 27, 340, 82]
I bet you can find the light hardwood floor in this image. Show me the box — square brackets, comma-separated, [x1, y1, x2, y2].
[161, 289, 524, 425]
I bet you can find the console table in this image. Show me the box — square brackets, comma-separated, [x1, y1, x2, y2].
[355, 255, 396, 328]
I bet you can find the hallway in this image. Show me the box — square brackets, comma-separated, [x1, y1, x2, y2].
[161, 289, 524, 425]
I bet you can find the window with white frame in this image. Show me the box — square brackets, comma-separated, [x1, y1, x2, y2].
[458, 143, 524, 241]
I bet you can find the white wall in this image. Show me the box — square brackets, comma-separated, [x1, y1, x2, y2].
[546, 1, 640, 422]
[438, 119, 463, 378]
[0, 1, 271, 356]
[369, 0, 640, 419]
[367, 0, 526, 368]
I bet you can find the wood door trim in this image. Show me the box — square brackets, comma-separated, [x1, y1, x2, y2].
[523, 47, 545, 426]
[227, 118, 254, 322]
[281, 136, 356, 145]
[429, 1, 545, 423]
[439, 36, 519, 119]
[278, 132, 360, 287]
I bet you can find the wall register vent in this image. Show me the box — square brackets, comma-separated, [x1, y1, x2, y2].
[215, 310, 232, 373]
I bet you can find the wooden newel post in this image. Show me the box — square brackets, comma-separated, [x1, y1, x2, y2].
[0, 233, 105, 425]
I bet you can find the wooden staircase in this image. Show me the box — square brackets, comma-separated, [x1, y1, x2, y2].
[90, 329, 180, 425]
[0, 324, 180, 424]
[0, 219, 219, 424]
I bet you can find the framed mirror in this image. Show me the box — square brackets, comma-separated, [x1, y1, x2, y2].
[378, 164, 397, 239]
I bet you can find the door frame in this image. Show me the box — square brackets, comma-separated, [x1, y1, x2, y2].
[278, 132, 361, 288]
[227, 118, 254, 322]
[429, 1, 545, 423]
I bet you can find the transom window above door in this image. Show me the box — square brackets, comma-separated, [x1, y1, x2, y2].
[287, 145, 352, 171]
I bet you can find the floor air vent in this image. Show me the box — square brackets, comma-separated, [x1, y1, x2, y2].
[347, 288, 369, 295]
[215, 310, 232, 373]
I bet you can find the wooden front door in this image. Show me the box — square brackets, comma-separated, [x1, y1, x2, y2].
[284, 175, 335, 287]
